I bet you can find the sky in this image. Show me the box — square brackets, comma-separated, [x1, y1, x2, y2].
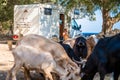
[75, 10, 120, 33]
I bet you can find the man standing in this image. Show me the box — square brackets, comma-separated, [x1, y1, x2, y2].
[63, 28, 69, 41]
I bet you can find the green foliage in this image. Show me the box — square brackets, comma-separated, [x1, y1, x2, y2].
[2, 21, 10, 30]
[61, 0, 120, 20]
[0, 0, 35, 31]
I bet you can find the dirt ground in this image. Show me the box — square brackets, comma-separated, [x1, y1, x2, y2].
[0, 43, 45, 80]
[0, 43, 14, 80]
[0, 43, 119, 80]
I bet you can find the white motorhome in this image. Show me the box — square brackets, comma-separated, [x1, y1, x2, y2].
[13, 3, 65, 40]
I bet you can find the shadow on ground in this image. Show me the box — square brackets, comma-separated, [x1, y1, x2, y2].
[0, 70, 45, 80]
[0, 70, 61, 80]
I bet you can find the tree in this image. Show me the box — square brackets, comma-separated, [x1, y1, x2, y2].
[0, 0, 34, 33]
[61, 0, 120, 34]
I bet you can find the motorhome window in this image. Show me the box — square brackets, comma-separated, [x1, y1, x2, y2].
[74, 9, 80, 15]
[44, 8, 52, 15]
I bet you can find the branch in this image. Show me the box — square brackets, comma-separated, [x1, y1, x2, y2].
[111, 12, 120, 23]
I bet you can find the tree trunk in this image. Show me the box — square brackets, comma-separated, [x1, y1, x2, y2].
[10, 23, 13, 35]
[0, 22, 2, 31]
[102, 17, 114, 35]
[102, 7, 114, 35]
[101, 0, 120, 35]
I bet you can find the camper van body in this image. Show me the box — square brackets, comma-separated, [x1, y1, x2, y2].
[13, 3, 63, 40]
